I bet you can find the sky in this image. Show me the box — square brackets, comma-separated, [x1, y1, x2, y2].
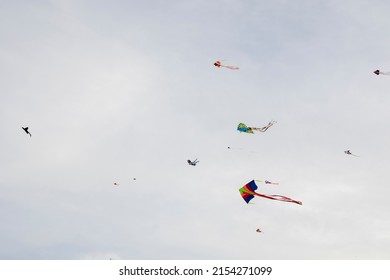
[1, 0, 390, 260]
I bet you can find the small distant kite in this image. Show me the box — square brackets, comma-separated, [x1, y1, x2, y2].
[373, 70, 390, 76]
[256, 180, 279, 185]
[239, 180, 302, 205]
[344, 150, 359, 157]
[265, 180, 278, 185]
[113, 182, 119, 186]
[237, 121, 276, 134]
[22, 127, 32, 137]
[227, 146, 244, 150]
[214, 60, 240, 70]
[256, 228, 262, 233]
[187, 159, 199, 166]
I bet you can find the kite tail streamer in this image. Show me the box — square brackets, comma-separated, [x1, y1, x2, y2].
[255, 193, 302, 205]
[251, 127, 264, 132]
[251, 121, 276, 132]
[251, 126, 269, 132]
[221, 65, 240, 70]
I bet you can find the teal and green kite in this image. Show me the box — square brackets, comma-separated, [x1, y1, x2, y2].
[237, 121, 276, 134]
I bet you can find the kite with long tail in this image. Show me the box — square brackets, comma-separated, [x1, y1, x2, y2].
[239, 180, 302, 205]
[237, 121, 276, 134]
[256, 179, 279, 185]
[373, 70, 390, 76]
[214, 60, 240, 70]
[344, 150, 359, 157]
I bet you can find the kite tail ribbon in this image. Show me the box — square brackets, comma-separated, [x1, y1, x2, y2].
[221, 65, 240, 70]
[256, 193, 302, 205]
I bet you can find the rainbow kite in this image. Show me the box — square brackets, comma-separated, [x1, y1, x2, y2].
[239, 180, 302, 205]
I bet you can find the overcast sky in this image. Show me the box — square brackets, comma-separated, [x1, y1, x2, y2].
[1, 0, 390, 260]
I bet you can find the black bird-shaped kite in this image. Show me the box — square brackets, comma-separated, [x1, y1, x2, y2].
[187, 159, 199, 166]
[22, 127, 32, 137]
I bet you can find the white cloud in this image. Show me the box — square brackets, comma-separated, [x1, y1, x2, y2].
[1, 0, 390, 260]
